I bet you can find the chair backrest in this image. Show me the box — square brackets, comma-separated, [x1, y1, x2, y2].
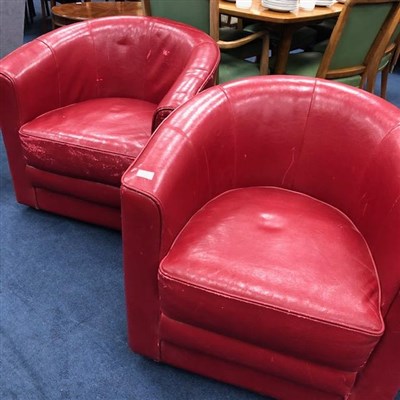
[0, 16, 219, 128]
[317, 0, 400, 86]
[141, 0, 220, 40]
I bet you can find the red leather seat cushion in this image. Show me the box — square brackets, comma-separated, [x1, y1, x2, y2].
[20, 98, 157, 186]
[159, 187, 384, 371]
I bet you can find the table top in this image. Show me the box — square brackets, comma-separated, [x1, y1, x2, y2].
[52, 1, 342, 26]
[219, 0, 343, 24]
[52, 1, 143, 22]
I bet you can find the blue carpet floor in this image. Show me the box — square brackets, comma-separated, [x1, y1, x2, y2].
[1, 3, 399, 400]
[0, 149, 271, 400]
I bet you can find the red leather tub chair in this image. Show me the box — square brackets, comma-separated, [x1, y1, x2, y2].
[121, 76, 400, 400]
[0, 16, 219, 229]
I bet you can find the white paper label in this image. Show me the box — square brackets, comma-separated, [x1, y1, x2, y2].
[136, 169, 155, 180]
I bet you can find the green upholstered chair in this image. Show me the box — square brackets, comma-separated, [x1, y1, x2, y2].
[278, 0, 400, 89]
[141, 0, 269, 83]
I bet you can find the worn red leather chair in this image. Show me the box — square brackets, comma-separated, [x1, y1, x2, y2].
[0, 16, 219, 229]
[121, 76, 400, 400]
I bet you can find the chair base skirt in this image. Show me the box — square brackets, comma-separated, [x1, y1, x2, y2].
[18, 166, 122, 229]
[33, 188, 121, 230]
[160, 341, 342, 400]
[154, 302, 400, 400]
[158, 313, 355, 399]
[349, 291, 400, 400]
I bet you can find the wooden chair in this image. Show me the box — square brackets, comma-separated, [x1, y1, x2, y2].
[377, 25, 400, 98]
[25, 0, 36, 25]
[278, 0, 400, 90]
[141, 0, 269, 83]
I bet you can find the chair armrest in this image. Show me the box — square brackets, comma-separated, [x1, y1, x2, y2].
[0, 39, 64, 129]
[217, 30, 267, 49]
[0, 29, 101, 204]
[121, 87, 232, 358]
[0, 38, 72, 205]
[218, 30, 270, 75]
[0, 24, 106, 131]
[152, 42, 220, 131]
[122, 84, 237, 256]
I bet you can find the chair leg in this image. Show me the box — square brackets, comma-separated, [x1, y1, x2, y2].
[259, 34, 270, 75]
[25, 1, 33, 25]
[364, 61, 383, 95]
[40, 0, 52, 18]
[390, 45, 400, 72]
[40, 0, 54, 32]
[40, 0, 46, 18]
[27, 0, 36, 19]
[40, 0, 48, 32]
[380, 65, 390, 99]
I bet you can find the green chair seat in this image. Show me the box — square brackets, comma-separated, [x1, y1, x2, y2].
[285, 52, 324, 77]
[379, 51, 394, 69]
[219, 53, 261, 83]
[284, 52, 362, 86]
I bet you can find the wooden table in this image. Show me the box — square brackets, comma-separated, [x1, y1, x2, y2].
[52, 1, 143, 27]
[219, 0, 343, 73]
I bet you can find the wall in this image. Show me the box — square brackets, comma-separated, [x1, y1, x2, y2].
[0, 0, 25, 58]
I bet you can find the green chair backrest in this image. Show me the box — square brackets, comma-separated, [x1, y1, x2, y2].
[329, 4, 394, 69]
[318, 0, 400, 80]
[143, 0, 211, 34]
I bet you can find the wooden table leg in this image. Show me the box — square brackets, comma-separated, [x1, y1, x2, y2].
[274, 24, 300, 74]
